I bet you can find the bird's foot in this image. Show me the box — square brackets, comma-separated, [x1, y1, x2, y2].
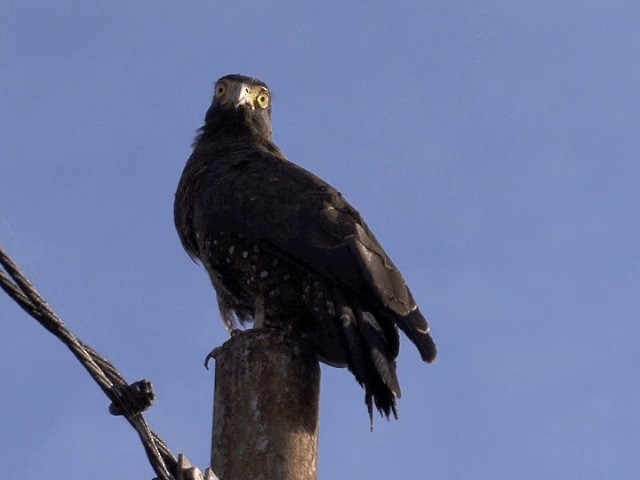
[204, 347, 222, 370]
[204, 330, 242, 369]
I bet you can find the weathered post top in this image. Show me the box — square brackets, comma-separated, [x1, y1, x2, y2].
[211, 329, 320, 480]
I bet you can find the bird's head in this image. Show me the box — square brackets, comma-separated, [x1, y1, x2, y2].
[202, 74, 273, 141]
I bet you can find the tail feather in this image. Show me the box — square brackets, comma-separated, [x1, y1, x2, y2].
[397, 308, 437, 363]
[355, 307, 401, 398]
[336, 301, 368, 386]
[333, 292, 399, 424]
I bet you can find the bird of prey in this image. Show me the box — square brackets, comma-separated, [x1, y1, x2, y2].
[174, 74, 436, 422]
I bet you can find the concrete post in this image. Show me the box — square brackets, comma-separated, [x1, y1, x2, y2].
[210, 329, 320, 480]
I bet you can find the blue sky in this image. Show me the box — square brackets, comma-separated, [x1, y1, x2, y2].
[1, 1, 639, 478]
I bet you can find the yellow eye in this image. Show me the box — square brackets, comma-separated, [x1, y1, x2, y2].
[256, 92, 269, 108]
[215, 82, 226, 97]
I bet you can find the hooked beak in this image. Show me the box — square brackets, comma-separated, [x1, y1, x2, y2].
[228, 82, 254, 109]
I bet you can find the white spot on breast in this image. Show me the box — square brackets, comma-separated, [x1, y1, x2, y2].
[242, 251, 248, 258]
[269, 289, 280, 298]
[260, 271, 269, 278]
[213, 240, 218, 245]
[326, 301, 335, 316]
[229, 245, 235, 255]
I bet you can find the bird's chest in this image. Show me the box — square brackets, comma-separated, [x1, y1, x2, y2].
[200, 231, 324, 314]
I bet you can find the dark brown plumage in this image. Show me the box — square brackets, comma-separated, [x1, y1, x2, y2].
[174, 74, 436, 422]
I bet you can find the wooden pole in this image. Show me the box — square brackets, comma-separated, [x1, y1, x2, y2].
[210, 329, 320, 480]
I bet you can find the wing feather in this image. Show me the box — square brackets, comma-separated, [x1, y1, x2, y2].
[178, 144, 436, 363]
[195, 148, 417, 314]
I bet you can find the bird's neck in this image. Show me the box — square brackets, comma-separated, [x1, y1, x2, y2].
[202, 107, 272, 140]
[197, 121, 270, 144]
[194, 126, 281, 156]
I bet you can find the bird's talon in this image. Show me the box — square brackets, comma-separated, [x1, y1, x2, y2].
[204, 347, 221, 369]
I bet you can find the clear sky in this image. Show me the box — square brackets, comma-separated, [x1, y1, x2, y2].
[1, 1, 639, 479]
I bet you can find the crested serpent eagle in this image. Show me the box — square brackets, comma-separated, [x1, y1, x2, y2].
[174, 74, 436, 421]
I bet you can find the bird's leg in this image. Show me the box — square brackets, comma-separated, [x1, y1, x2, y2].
[254, 292, 266, 328]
